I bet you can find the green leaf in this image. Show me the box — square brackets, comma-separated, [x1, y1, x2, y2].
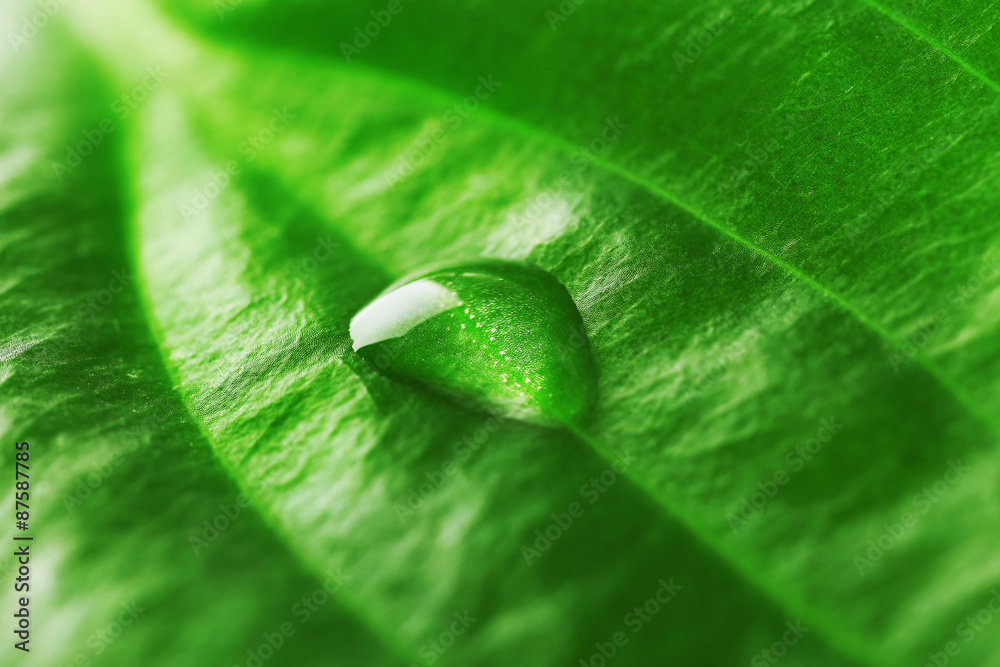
[123, 49, 861, 667]
[0, 11, 401, 667]
[6, 0, 1000, 664]
[142, 0, 1000, 661]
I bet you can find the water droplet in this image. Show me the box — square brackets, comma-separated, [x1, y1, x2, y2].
[350, 260, 596, 426]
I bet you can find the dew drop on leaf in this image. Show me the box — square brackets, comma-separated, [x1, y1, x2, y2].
[349, 260, 596, 426]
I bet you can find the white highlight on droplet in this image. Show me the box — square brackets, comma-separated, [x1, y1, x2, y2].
[349, 279, 461, 351]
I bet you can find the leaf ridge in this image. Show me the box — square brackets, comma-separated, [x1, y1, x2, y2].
[396, 68, 1000, 442]
[114, 106, 424, 667]
[77, 3, 1000, 660]
[170, 47, 1000, 661]
[565, 424, 885, 667]
[149, 0, 1000, 441]
[856, 0, 1000, 94]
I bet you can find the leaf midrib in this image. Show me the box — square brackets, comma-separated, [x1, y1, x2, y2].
[164, 23, 999, 667]
[856, 0, 1000, 94]
[116, 163, 422, 667]
[380, 49, 1000, 439]
[178, 7, 1000, 446]
[79, 1, 1000, 664]
[207, 31, 1000, 667]
[169, 51, 890, 667]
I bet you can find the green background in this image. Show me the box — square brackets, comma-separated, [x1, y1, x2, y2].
[1, 0, 999, 665]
